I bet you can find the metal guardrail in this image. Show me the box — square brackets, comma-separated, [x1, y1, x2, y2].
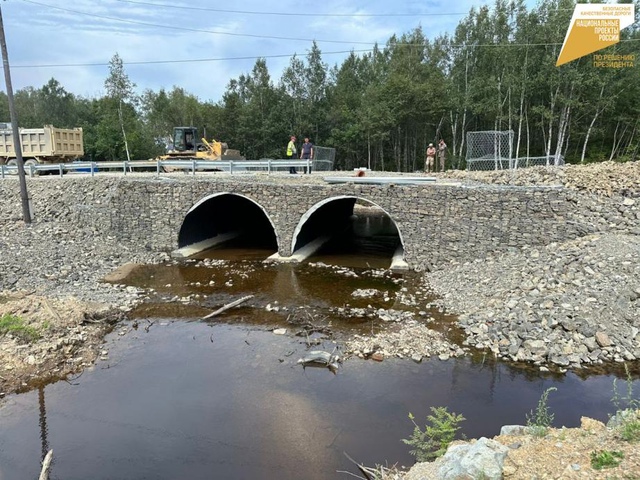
[0, 159, 320, 178]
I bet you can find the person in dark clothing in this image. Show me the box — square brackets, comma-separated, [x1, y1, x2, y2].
[300, 137, 314, 174]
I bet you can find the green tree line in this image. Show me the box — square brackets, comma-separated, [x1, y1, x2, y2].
[1, 0, 638, 170]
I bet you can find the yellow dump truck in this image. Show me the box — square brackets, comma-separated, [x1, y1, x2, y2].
[0, 124, 84, 169]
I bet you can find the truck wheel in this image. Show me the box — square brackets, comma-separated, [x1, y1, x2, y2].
[5, 159, 18, 174]
[24, 159, 39, 175]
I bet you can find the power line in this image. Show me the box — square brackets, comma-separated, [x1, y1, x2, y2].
[12, 49, 373, 68]
[11, 36, 640, 69]
[112, 0, 469, 17]
[13, 0, 639, 71]
[20, 0, 383, 45]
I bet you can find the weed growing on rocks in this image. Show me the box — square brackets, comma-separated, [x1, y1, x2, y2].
[526, 387, 557, 437]
[0, 313, 40, 343]
[590, 449, 624, 470]
[402, 406, 466, 461]
[611, 365, 640, 443]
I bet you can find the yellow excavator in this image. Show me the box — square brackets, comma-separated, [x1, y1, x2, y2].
[160, 126, 244, 162]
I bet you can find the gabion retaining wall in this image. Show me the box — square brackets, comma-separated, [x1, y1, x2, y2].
[0, 175, 603, 270]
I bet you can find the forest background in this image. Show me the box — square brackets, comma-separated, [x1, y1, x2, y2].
[1, 0, 638, 171]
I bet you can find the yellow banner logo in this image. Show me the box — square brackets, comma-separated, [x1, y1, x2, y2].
[556, 4, 635, 66]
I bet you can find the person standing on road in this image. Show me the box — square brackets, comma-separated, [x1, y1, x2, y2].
[286, 135, 297, 174]
[425, 143, 436, 173]
[300, 137, 314, 174]
[438, 139, 447, 172]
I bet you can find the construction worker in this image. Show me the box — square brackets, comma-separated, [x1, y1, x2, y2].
[287, 135, 297, 174]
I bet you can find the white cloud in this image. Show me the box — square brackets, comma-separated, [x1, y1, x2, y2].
[2, 0, 534, 102]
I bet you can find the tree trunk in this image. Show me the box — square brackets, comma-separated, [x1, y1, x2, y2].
[609, 121, 622, 161]
[118, 101, 131, 162]
[367, 131, 371, 170]
[546, 85, 560, 164]
[581, 85, 604, 163]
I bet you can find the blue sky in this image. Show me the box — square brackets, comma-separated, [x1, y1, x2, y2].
[3, 0, 496, 102]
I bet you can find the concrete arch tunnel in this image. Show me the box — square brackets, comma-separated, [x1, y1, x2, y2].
[173, 192, 407, 269]
[175, 193, 278, 256]
[287, 196, 408, 269]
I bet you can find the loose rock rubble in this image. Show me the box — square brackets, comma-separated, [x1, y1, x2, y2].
[346, 322, 466, 363]
[427, 233, 640, 369]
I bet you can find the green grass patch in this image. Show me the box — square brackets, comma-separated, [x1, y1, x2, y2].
[0, 313, 41, 343]
[590, 450, 623, 470]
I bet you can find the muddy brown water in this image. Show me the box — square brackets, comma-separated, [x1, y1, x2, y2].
[0, 250, 639, 479]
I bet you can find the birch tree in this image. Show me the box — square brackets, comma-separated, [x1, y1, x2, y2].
[104, 53, 136, 161]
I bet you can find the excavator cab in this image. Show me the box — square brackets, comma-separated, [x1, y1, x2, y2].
[172, 126, 198, 152]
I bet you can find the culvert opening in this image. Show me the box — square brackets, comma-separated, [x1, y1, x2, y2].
[177, 194, 277, 254]
[292, 198, 403, 267]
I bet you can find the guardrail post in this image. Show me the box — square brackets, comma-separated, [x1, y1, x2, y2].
[28, 163, 33, 177]
[91, 162, 96, 177]
[1, 165, 4, 179]
[123, 161, 128, 175]
[267, 160, 271, 174]
[156, 160, 161, 176]
[59, 164, 63, 177]
[229, 160, 234, 174]
[191, 160, 196, 175]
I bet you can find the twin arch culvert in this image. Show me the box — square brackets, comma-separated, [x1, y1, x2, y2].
[175, 192, 406, 268]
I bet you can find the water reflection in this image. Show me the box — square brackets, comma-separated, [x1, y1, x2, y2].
[0, 322, 637, 480]
[38, 385, 49, 461]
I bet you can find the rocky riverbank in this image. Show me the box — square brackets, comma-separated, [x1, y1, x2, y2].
[0, 162, 639, 395]
[1, 162, 639, 480]
[0, 213, 167, 396]
[422, 162, 640, 370]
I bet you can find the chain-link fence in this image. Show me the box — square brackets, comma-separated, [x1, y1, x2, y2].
[466, 131, 565, 171]
[466, 130, 513, 171]
[312, 146, 336, 171]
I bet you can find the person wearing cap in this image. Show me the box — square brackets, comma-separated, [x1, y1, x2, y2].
[425, 143, 436, 173]
[287, 135, 298, 174]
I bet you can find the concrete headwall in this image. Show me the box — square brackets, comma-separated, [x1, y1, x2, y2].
[0, 175, 602, 270]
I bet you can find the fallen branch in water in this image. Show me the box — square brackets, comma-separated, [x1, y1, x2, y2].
[39, 449, 53, 480]
[338, 451, 404, 480]
[202, 295, 254, 319]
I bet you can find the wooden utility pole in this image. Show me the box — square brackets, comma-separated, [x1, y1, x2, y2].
[0, 3, 31, 224]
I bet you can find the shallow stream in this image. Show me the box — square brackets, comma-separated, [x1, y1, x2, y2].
[0, 248, 639, 479]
